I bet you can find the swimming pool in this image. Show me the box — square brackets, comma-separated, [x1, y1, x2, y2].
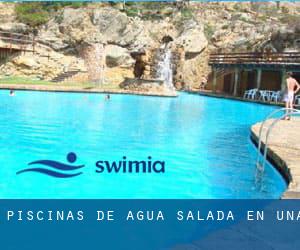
[0, 90, 286, 198]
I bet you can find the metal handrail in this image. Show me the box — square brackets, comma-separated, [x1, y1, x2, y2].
[256, 108, 300, 171]
[261, 110, 300, 170]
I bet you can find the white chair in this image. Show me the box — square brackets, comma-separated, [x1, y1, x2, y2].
[244, 88, 258, 100]
[243, 89, 251, 99]
[249, 88, 258, 99]
[270, 91, 281, 103]
[295, 95, 300, 105]
[259, 90, 269, 101]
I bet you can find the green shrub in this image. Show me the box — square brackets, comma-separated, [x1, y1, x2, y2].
[15, 2, 88, 27]
[40, 2, 87, 11]
[281, 6, 289, 14]
[279, 14, 300, 25]
[204, 23, 215, 40]
[221, 24, 229, 30]
[124, 8, 140, 18]
[180, 8, 193, 19]
[15, 3, 50, 27]
[123, 2, 176, 20]
[233, 3, 243, 12]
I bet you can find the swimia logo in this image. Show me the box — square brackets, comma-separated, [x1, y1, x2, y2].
[16, 153, 165, 178]
[16, 152, 85, 178]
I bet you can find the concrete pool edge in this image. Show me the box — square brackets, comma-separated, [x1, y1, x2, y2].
[0, 84, 178, 98]
[251, 119, 300, 199]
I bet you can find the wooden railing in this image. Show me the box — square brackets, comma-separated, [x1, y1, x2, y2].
[209, 52, 300, 65]
[0, 30, 35, 52]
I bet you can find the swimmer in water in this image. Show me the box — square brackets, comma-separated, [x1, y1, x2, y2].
[9, 90, 15, 96]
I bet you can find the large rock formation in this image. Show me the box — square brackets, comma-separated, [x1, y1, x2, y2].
[105, 45, 135, 68]
[0, 2, 299, 89]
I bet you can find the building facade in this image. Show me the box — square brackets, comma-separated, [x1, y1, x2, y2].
[208, 52, 300, 97]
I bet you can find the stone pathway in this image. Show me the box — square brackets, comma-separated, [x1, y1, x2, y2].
[251, 118, 300, 198]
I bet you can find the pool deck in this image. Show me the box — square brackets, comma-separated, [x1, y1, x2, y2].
[251, 118, 300, 199]
[0, 84, 178, 97]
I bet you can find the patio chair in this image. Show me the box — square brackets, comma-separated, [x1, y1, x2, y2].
[259, 90, 270, 101]
[249, 88, 258, 99]
[243, 88, 258, 99]
[243, 89, 251, 99]
[295, 95, 300, 105]
[270, 91, 282, 103]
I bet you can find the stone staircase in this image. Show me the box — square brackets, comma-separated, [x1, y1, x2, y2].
[51, 70, 82, 83]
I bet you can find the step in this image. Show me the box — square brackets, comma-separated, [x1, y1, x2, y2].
[51, 70, 82, 83]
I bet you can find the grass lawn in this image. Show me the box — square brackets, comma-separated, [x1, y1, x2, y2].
[0, 77, 121, 90]
[0, 76, 55, 85]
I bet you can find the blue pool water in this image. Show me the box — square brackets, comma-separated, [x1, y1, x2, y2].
[0, 90, 286, 198]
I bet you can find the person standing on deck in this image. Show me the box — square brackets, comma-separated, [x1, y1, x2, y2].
[284, 72, 300, 120]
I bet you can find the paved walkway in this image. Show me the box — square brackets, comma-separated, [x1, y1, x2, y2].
[251, 118, 300, 198]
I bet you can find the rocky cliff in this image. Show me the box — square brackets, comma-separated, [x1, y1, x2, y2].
[0, 2, 299, 90]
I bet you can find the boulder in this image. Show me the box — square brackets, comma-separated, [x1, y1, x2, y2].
[231, 13, 252, 22]
[37, 30, 69, 51]
[176, 20, 208, 54]
[120, 20, 155, 50]
[92, 8, 129, 43]
[119, 77, 177, 96]
[212, 30, 231, 42]
[268, 26, 300, 52]
[58, 8, 100, 44]
[105, 45, 134, 68]
[60, 8, 91, 28]
[12, 56, 39, 69]
[181, 50, 210, 89]
[105, 67, 134, 85]
[0, 22, 29, 33]
[0, 3, 16, 22]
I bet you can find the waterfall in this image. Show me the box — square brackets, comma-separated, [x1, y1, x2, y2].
[157, 46, 175, 91]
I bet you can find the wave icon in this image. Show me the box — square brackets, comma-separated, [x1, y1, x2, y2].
[16, 152, 85, 178]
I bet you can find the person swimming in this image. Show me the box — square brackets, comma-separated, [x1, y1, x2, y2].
[9, 90, 15, 96]
[105, 94, 110, 100]
[284, 72, 300, 120]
